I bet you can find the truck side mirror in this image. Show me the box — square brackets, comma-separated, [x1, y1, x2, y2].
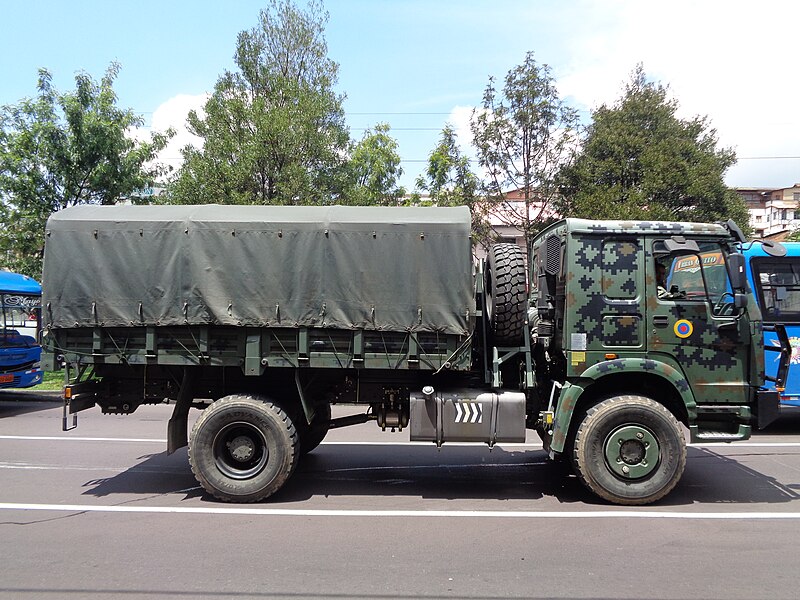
[761, 240, 787, 257]
[727, 252, 746, 291]
[724, 219, 747, 244]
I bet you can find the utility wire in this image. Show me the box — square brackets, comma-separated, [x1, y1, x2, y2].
[738, 156, 800, 160]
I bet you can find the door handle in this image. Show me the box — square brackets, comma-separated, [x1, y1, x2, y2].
[653, 316, 669, 328]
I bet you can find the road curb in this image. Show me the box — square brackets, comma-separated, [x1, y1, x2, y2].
[0, 389, 62, 403]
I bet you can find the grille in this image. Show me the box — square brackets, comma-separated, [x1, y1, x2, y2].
[544, 234, 561, 275]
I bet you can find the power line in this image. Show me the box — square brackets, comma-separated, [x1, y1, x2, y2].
[156, 156, 431, 162]
[347, 112, 453, 116]
[738, 156, 800, 160]
[352, 127, 441, 131]
[155, 156, 800, 164]
[136, 111, 454, 117]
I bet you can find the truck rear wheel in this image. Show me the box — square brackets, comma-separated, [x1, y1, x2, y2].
[189, 394, 298, 502]
[572, 395, 686, 505]
[485, 243, 527, 346]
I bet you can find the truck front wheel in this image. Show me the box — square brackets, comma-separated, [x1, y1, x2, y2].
[572, 395, 686, 505]
[189, 394, 298, 502]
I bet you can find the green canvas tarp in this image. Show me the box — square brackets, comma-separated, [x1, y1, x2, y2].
[42, 204, 475, 336]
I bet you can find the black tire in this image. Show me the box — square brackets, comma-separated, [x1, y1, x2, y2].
[297, 401, 332, 455]
[572, 395, 686, 505]
[485, 243, 527, 346]
[189, 394, 298, 503]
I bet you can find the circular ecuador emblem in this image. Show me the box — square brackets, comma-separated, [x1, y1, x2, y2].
[674, 319, 693, 339]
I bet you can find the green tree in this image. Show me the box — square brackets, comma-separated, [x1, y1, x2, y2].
[414, 124, 491, 244]
[170, 0, 349, 205]
[0, 64, 170, 278]
[471, 52, 579, 248]
[558, 65, 750, 233]
[345, 123, 404, 205]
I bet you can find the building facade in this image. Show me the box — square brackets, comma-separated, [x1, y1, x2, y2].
[736, 184, 800, 239]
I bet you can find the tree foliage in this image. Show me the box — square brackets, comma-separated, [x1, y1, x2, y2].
[0, 64, 171, 278]
[558, 65, 750, 233]
[345, 123, 404, 205]
[414, 124, 491, 244]
[471, 52, 579, 248]
[170, 0, 349, 205]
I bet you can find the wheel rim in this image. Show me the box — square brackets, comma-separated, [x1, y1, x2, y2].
[212, 421, 269, 480]
[603, 424, 660, 479]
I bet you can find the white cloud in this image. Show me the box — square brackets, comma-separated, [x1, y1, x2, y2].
[130, 93, 208, 178]
[556, 0, 800, 187]
[447, 105, 475, 155]
[447, 105, 488, 179]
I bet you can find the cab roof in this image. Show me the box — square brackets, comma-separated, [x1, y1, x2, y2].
[538, 218, 730, 239]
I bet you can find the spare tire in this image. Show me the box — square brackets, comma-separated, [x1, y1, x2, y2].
[485, 243, 527, 346]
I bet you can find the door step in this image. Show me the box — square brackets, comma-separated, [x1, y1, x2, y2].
[689, 424, 751, 443]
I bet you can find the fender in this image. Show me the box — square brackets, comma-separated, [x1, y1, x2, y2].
[549, 357, 697, 453]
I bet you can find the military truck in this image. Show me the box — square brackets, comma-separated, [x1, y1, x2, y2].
[41, 205, 789, 505]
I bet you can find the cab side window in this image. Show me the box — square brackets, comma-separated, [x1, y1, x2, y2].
[654, 241, 734, 315]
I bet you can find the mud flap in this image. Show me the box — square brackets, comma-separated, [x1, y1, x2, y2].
[167, 369, 197, 454]
[755, 389, 780, 430]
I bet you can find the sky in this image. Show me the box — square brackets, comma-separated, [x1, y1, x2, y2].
[1, 0, 799, 192]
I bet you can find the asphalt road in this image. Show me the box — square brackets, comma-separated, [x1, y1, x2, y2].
[2, 392, 800, 600]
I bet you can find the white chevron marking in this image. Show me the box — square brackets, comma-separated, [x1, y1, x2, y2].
[453, 401, 484, 424]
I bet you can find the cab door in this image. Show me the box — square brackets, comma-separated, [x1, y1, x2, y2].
[647, 239, 750, 405]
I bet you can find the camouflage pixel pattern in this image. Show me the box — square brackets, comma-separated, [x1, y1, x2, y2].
[532, 218, 764, 453]
[570, 236, 642, 349]
[550, 357, 696, 453]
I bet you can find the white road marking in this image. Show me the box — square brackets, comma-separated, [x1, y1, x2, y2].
[0, 502, 799, 519]
[0, 435, 541, 447]
[0, 435, 166, 443]
[693, 443, 800, 448]
[0, 462, 151, 472]
[3, 435, 800, 449]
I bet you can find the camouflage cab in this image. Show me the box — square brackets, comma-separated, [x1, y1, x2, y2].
[530, 218, 788, 504]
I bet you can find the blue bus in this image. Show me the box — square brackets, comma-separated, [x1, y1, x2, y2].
[663, 238, 796, 407]
[742, 242, 800, 407]
[0, 270, 43, 388]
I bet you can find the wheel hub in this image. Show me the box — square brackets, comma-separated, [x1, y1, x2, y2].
[213, 422, 269, 480]
[604, 425, 660, 479]
[228, 435, 256, 462]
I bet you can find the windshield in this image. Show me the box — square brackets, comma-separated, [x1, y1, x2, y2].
[1, 293, 40, 348]
[668, 250, 730, 300]
[751, 257, 800, 323]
